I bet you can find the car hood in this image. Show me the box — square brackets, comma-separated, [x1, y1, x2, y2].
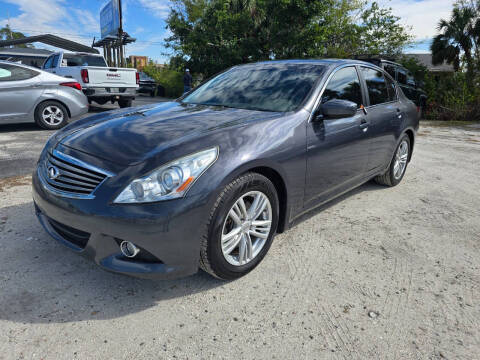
[58, 102, 282, 166]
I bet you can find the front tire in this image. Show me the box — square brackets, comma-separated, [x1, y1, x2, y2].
[200, 173, 279, 280]
[34, 101, 69, 130]
[375, 135, 410, 187]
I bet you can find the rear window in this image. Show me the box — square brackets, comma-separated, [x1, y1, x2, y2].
[62, 54, 107, 67]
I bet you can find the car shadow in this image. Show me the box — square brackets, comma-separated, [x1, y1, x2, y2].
[0, 180, 386, 324]
[290, 180, 387, 227]
[0, 201, 225, 324]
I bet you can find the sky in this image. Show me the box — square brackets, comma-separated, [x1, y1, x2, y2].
[0, 0, 455, 63]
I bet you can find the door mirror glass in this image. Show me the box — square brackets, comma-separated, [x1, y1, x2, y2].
[319, 99, 357, 119]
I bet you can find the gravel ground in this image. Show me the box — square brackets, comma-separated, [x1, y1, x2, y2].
[0, 122, 479, 359]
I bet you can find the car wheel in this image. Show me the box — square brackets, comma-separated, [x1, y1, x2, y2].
[34, 101, 69, 130]
[118, 99, 132, 108]
[150, 90, 155, 97]
[200, 173, 279, 280]
[375, 134, 410, 187]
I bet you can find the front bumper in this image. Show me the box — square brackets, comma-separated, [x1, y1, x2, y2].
[32, 166, 209, 279]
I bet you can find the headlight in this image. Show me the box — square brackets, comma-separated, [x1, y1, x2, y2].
[114, 147, 218, 203]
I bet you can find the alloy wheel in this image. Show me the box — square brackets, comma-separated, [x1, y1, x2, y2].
[393, 139, 409, 180]
[221, 191, 272, 266]
[42, 106, 64, 126]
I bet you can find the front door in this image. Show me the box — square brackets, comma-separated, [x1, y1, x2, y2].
[305, 66, 370, 208]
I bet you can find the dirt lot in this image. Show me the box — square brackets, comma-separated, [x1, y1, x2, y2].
[0, 122, 479, 359]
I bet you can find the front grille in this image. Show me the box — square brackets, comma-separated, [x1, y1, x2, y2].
[48, 218, 90, 249]
[41, 150, 111, 197]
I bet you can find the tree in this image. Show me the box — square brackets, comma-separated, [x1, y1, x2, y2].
[165, 0, 412, 76]
[431, 1, 480, 73]
[0, 25, 33, 48]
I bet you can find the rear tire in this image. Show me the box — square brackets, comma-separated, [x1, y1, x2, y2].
[199, 173, 279, 280]
[118, 99, 132, 108]
[375, 135, 410, 187]
[34, 101, 69, 130]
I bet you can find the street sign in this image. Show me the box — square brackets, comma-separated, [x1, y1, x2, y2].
[100, 0, 121, 40]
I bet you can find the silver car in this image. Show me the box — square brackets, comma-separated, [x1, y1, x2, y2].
[0, 61, 88, 129]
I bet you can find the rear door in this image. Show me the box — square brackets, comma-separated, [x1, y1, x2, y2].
[305, 65, 370, 207]
[359, 66, 400, 172]
[0, 63, 43, 122]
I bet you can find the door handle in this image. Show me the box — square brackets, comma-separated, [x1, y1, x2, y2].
[359, 119, 369, 131]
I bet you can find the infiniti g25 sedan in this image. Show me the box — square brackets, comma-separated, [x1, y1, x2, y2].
[33, 59, 418, 280]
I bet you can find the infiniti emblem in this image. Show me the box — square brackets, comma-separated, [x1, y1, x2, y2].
[48, 166, 60, 180]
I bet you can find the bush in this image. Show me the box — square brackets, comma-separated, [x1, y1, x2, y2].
[142, 64, 184, 98]
[423, 72, 480, 121]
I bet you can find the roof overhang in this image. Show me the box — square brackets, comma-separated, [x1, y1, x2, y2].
[0, 34, 99, 54]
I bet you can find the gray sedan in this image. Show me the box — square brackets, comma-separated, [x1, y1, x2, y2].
[0, 61, 88, 129]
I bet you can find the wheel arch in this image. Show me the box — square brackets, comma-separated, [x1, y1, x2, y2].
[35, 98, 72, 119]
[242, 166, 288, 234]
[404, 128, 415, 162]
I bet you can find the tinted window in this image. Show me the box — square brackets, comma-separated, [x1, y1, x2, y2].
[361, 67, 390, 106]
[322, 67, 362, 108]
[0, 64, 39, 82]
[63, 54, 107, 67]
[52, 55, 60, 68]
[385, 75, 397, 102]
[397, 68, 407, 85]
[384, 64, 396, 80]
[407, 72, 416, 86]
[183, 64, 326, 112]
[43, 56, 54, 69]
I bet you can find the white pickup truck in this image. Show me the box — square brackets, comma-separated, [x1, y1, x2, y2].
[42, 52, 139, 108]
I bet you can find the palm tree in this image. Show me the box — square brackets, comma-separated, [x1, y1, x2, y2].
[431, 4, 479, 73]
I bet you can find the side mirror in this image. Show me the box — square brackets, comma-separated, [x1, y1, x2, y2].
[316, 99, 358, 120]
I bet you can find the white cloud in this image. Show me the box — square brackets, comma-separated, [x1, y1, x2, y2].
[137, 0, 171, 18]
[0, 0, 99, 46]
[377, 0, 454, 40]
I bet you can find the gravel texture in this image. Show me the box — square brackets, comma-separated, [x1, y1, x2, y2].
[0, 123, 479, 359]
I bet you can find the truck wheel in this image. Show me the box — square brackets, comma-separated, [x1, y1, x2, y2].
[34, 101, 69, 130]
[118, 99, 132, 108]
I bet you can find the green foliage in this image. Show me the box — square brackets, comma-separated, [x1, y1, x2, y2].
[0, 25, 33, 48]
[430, 0, 480, 74]
[165, 0, 412, 77]
[398, 55, 428, 82]
[423, 72, 480, 121]
[142, 63, 184, 98]
[427, 0, 480, 121]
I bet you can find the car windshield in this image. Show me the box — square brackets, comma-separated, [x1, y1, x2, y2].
[62, 54, 107, 67]
[182, 63, 326, 112]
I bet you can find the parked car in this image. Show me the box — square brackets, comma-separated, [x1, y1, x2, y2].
[0, 60, 88, 129]
[359, 57, 427, 117]
[42, 52, 139, 108]
[137, 72, 156, 97]
[33, 59, 418, 280]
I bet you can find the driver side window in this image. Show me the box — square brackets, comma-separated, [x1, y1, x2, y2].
[321, 67, 363, 108]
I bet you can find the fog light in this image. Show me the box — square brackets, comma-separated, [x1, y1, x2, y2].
[120, 241, 140, 258]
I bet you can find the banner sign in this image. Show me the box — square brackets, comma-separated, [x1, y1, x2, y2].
[100, 0, 120, 39]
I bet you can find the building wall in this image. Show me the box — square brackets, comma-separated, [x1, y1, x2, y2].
[129, 55, 148, 70]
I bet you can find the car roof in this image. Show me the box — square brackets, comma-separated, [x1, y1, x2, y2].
[0, 60, 42, 71]
[241, 58, 382, 69]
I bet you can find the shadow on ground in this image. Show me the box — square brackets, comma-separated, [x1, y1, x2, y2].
[0, 201, 224, 324]
[0, 180, 386, 324]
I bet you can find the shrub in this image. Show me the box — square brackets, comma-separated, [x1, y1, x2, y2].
[142, 64, 184, 98]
